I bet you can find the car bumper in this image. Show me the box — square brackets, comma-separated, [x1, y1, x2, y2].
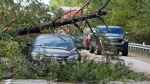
[111, 42, 128, 51]
[33, 56, 79, 63]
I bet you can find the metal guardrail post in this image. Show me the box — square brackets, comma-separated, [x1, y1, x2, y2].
[128, 43, 150, 55]
[148, 49, 150, 55]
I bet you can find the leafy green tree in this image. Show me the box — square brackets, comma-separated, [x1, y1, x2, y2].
[108, 0, 150, 44]
[0, 0, 52, 57]
[50, 0, 109, 28]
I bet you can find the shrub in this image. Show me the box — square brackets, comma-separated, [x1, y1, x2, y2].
[1, 55, 150, 83]
[0, 40, 19, 58]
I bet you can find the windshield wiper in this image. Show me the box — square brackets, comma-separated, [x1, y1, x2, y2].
[35, 45, 44, 46]
[56, 35, 69, 44]
[44, 46, 68, 49]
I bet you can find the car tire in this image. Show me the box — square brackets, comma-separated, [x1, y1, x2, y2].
[122, 50, 128, 56]
[28, 52, 32, 62]
[89, 43, 94, 53]
[78, 56, 81, 63]
[29, 56, 32, 61]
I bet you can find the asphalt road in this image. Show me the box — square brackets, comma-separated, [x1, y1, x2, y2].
[79, 49, 150, 75]
[127, 53, 150, 64]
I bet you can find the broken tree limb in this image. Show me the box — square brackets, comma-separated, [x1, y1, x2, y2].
[5, 10, 107, 36]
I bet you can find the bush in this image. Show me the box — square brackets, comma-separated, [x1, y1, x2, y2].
[0, 40, 19, 58]
[1, 55, 150, 83]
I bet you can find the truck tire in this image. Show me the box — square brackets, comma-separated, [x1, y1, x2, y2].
[122, 51, 128, 56]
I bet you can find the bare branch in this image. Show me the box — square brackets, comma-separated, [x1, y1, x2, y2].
[98, 17, 108, 28]
[4, 19, 17, 32]
[85, 20, 110, 62]
[74, 23, 83, 33]
[85, 20, 99, 42]
[73, 0, 91, 17]
[53, 9, 76, 23]
[99, 0, 110, 11]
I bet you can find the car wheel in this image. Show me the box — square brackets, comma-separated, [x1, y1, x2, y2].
[122, 50, 128, 56]
[85, 46, 89, 50]
[78, 55, 81, 62]
[116, 50, 119, 55]
[94, 47, 101, 55]
[89, 44, 94, 53]
[27, 52, 32, 62]
[29, 56, 34, 62]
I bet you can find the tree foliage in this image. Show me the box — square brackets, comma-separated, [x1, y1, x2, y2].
[50, 0, 108, 27]
[0, 0, 150, 82]
[50, 0, 150, 44]
[108, 0, 150, 44]
[0, 0, 52, 58]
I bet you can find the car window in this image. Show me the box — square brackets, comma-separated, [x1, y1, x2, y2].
[99, 27, 123, 34]
[34, 35, 74, 48]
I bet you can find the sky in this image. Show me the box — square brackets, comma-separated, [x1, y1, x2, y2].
[14, 0, 50, 6]
[38, 0, 50, 5]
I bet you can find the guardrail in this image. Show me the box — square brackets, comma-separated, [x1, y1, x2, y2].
[128, 43, 150, 55]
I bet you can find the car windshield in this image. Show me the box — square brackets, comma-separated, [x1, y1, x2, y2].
[34, 35, 74, 49]
[99, 27, 123, 34]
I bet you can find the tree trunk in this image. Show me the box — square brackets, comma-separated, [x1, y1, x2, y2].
[5, 10, 107, 36]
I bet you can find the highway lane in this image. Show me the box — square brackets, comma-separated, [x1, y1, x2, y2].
[79, 49, 150, 75]
[127, 52, 150, 64]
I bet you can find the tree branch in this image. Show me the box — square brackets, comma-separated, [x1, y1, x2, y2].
[5, 10, 107, 36]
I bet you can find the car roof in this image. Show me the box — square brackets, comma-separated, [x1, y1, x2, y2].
[97, 25, 121, 29]
[87, 28, 96, 30]
[36, 34, 72, 38]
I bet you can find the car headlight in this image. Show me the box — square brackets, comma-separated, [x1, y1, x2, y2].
[123, 37, 128, 42]
[31, 52, 43, 60]
[68, 54, 79, 60]
[124, 39, 128, 42]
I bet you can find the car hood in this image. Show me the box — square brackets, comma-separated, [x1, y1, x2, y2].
[33, 46, 78, 56]
[103, 33, 124, 39]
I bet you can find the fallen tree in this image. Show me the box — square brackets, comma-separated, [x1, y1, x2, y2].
[3, 0, 110, 36]
[5, 10, 106, 36]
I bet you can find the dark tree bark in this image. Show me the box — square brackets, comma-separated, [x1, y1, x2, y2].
[5, 10, 107, 36]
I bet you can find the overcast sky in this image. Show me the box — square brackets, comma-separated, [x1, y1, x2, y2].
[14, 0, 50, 6]
[39, 0, 50, 5]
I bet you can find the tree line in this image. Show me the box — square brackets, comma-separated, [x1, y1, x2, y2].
[0, 0, 150, 58]
[51, 0, 150, 44]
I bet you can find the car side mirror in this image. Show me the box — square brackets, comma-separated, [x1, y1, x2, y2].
[26, 42, 32, 47]
[125, 32, 129, 35]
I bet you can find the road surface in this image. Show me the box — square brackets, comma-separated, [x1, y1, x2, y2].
[79, 50, 150, 75]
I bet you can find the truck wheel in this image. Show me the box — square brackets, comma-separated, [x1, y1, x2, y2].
[122, 51, 128, 56]
[95, 48, 101, 55]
